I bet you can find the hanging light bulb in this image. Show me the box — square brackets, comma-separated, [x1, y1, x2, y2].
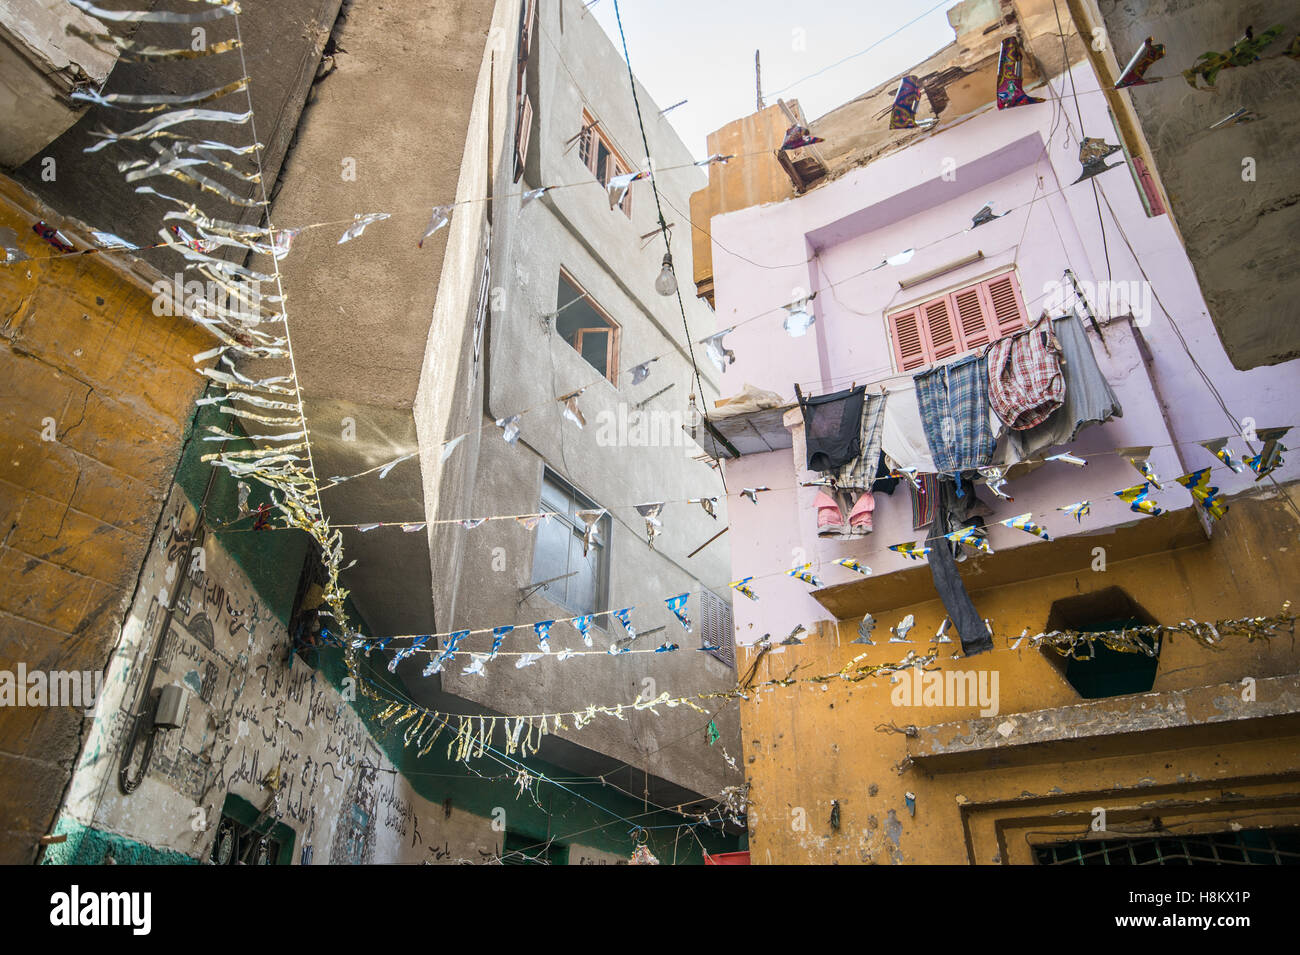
[654, 252, 677, 297]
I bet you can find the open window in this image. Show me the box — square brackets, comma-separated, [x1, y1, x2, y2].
[1042, 587, 1161, 699]
[557, 270, 620, 384]
[577, 108, 633, 217]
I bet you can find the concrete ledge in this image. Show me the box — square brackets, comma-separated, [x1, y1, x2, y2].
[909, 672, 1300, 771]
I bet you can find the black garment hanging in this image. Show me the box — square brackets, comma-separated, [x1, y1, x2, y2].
[869, 452, 899, 495]
[926, 478, 993, 656]
[798, 385, 866, 472]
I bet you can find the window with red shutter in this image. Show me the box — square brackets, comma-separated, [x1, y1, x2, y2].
[887, 270, 1029, 371]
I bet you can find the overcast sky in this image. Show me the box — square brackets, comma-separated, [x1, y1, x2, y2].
[588, 0, 966, 159]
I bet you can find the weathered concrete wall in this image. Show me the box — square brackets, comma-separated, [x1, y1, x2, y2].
[1094, 0, 1300, 369]
[43, 481, 659, 865]
[410, 0, 744, 803]
[0, 174, 210, 864]
[737, 487, 1300, 864]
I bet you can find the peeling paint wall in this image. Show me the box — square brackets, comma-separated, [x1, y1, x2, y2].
[738, 489, 1300, 864]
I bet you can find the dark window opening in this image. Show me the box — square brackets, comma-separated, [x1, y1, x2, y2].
[579, 109, 632, 217]
[210, 793, 295, 865]
[1035, 828, 1300, 865]
[1042, 587, 1161, 699]
[557, 271, 620, 383]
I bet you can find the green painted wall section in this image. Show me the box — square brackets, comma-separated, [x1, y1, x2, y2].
[41, 817, 199, 866]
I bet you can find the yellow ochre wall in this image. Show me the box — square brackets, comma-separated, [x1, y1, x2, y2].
[0, 175, 210, 862]
[740, 487, 1300, 864]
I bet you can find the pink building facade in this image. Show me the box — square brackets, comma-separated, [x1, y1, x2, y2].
[706, 65, 1299, 650]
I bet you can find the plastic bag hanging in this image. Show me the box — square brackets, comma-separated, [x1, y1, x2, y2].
[782, 298, 816, 337]
[666, 593, 692, 632]
[995, 36, 1043, 109]
[560, 389, 586, 429]
[1115, 37, 1166, 88]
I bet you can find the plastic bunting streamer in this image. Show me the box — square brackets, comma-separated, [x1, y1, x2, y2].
[33, 221, 76, 253]
[72, 79, 250, 113]
[978, 466, 1014, 501]
[424, 630, 469, 676]
[634, 502, 664, 548]
[971, 201, 1002, 229]
[488, 625, 514, 661]
[417, 205, 452, 248]
[576, 508, 604, 556]
[853, 615, 876, 645]
[607, 170, 647, 209]
[1118, 446, 1162, 488]
[66, 24, 243, 62]
[515, 653, 543, 669]
[560, 389, 586, 428]
[889, 614, 915, 644]
[889, 75, 935, 130]
[1208, 108, 1262, 131]
[780, 123, 823, 150]
[1045, 452, 1087, 466]
[944, 524, 992, 553]
[691, 496, 719, 519]
[889, 541, 931, 560]
[459, 518, 487, 530]
[1057, 500, 1090, 522]
[68, 0, 239, 23]
[666, 593, 692, 632]
[1114, 482, 1163, 516]
[995, 36, 1044, 109]
[516, 513, 544, 531]
[1115, 37, 1166, 88]
[462, 653, 491, 676]
[700, 329, 736, 374]
[786, 563, 823, 587]
[573, 614, 594, 647]
[740, 486, 769, 504]
[695, 153, 733, 167]
[339, 212, 390, 244]
[934, 618, 954, 644]
[387, 634, 429, 673]
[1175, 469, 1228, 521]
[1201, 437, 1245, 474]
[999, 512, 1051, 541]
[730, 577, 758, 601]
[782, 299, 816, 337]
[1013, 606, 1292, 660]
[833, 557, 871, 576]
[1246, 427, 1289, 480]
[521, 186, 551, 206]
[534, 620, 554, 653]
[781, 624, 806, 646]
[630, 359, 656, 384]
[85, 109, 253, 155]
[1072, 137, 1124, 184]
[496, 414, 521, 445]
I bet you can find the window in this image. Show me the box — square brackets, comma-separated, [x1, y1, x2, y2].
[888, 270, 1029, 371]
[557, 271, 620, 384]
[1034, 828, 1300, 865]
[209, 793, 295, 865]
[1042, 587, 1161, 699]
[530, 470, 609, 617]
[578, 109, 633, 217]
[512, 0, 537, 182]
[700, 589, 735, 668]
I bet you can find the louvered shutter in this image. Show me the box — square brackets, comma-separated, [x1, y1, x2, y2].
[700, 590, 735, 668]
[952, 284, 994, 348]
[982, 272, 1027, 336]
[514, 93, 533, 183]
[920, 297, 958, 362]
[890, 308, 927, 371]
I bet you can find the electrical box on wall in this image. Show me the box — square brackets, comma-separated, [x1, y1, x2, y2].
[153, 684, 187, 730]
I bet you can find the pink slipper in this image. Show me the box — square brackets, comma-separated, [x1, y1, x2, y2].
[814, 491, 846, 537]
[848, 491, 875, 535]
